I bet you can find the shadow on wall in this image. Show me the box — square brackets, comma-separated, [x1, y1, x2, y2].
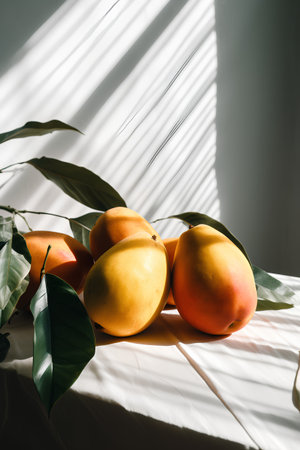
[0, 0, 219, 241]
[0, 0, 65, 76]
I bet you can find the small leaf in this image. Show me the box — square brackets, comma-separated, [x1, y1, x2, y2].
[255, 300, 293, 311]
[12, 226, 32, 264]
[27, 157, 127, 211]
[0, 217, 31, 324]
[293, 352, 300, 412]
[0, 332, 10, 362]
[253, 265, 296, 311]
[0, 120, 82, 144]
[154, 212, 250, 262]
[30, 273, 95, 414]
[69, 212, 102, 250]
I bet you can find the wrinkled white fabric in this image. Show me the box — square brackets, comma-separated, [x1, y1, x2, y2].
[1, 274, 300, 449]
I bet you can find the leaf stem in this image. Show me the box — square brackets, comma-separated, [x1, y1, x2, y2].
[0, 161, 27, 173]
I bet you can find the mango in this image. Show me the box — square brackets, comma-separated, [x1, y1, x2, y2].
[83, 231, 170, 337]
[89, 206, 162, 261]
[172, 224, 257, 335]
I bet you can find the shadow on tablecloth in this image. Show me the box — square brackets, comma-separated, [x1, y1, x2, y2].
[0, 368, 254, 450]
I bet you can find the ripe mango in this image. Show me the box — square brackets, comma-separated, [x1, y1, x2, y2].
[172, 224, 257, 335]
[83, 231, 170, 337]
[89, 206, 162, 261]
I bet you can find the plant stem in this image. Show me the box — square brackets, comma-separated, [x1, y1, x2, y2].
[0, 205, 15, 214]
[40, 245, 51, 281]
[16, 212, 33, 232]
[0, 205, 91, 231]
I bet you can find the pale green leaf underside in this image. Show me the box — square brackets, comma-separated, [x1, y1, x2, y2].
[253, 265, 296, 311]
[0, 217, 31, 315]
[0, 120, 82, 144]
[69, 212, 102, 250]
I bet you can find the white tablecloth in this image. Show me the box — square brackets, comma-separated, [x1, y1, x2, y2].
[1, 274, 300, 450]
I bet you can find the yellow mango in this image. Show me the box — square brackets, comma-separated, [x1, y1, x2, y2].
[83, 231, 170, 337]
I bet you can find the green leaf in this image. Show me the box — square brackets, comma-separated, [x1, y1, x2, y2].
[0, 217, 31, 326]
[69, 212, 102, 250]
[0, 216, 13, 242]
[0, 332, 10, 362]
[27, 157, 127, 211]
[12, 227, 31, 264]
[30, 273, 95, 414]
[253, 265, 296, 311]
[293, 353, 300, 412]
[0, 281, 29, 327]
[0, 120, 82, 144]
[154, 211, 250, 262]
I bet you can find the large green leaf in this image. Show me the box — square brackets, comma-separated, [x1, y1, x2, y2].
[155, 212, 296, 311]
[0, 120, 82, 144]
[253, 265, 296, 311]
[69, 212, 102, 250]
[0, 332, 10, 362]
[27, 157, 126, 211]
[0, 217, 31, 325]
[30, 273, 95, 414]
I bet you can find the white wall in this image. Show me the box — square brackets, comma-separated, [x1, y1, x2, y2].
[0, 0, 299, 276]
[214, 0, 300, 276]
[0, 0, 218, 239]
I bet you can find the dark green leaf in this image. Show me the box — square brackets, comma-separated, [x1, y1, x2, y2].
[154, 211, 250, 262]
[0, 332, 10, 362]
[0, 217, 31, 325]
[293, 354, 300, 412]
[253, 265, 296, 311]
[30, 273, 95, 414]
[0, 120, 82, 144]
[12, 226, 31, 264]
[69, 212, 102, 250]
[27, 157, 127, 211]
